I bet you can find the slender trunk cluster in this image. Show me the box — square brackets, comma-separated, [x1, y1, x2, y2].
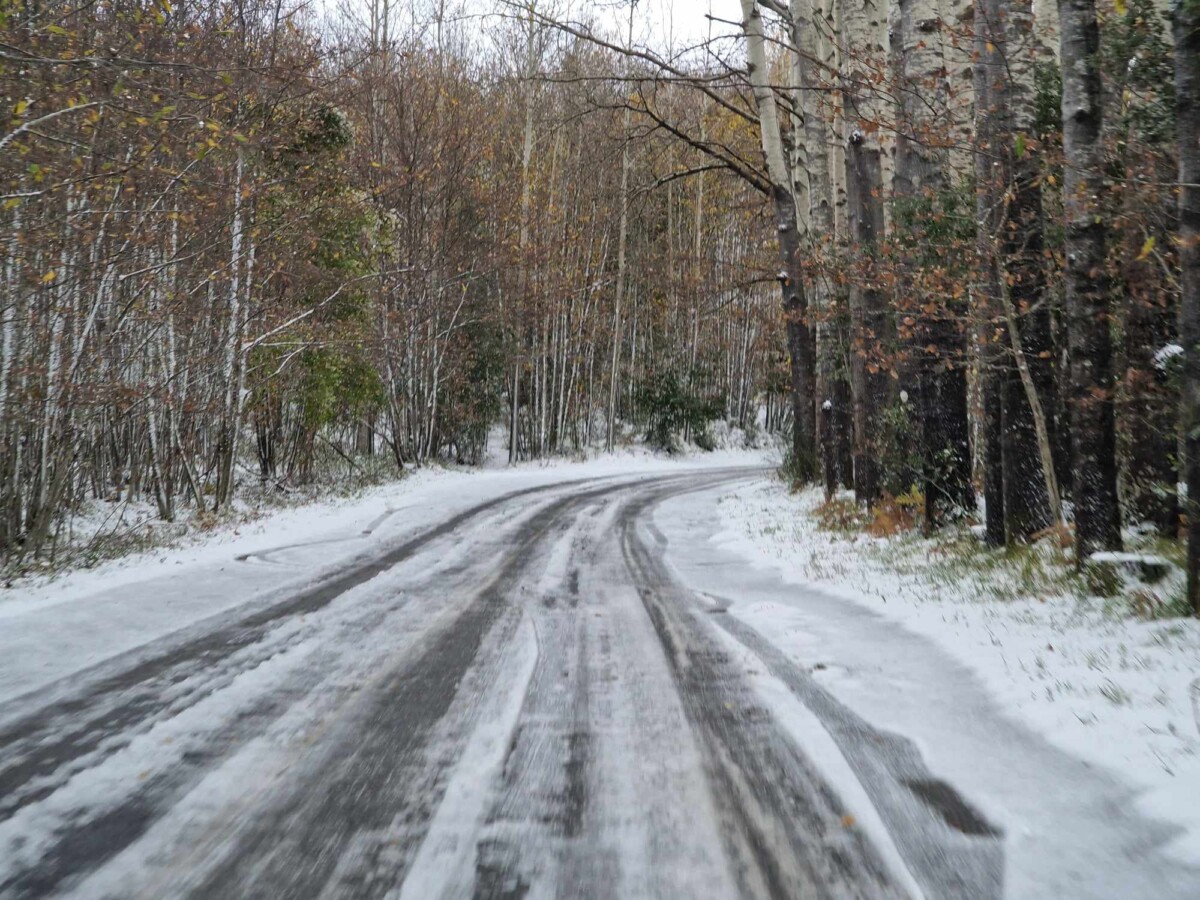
[7, 0, 1200, 594]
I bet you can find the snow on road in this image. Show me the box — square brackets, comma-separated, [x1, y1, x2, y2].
[2, 454, 1198, 899]
[0, 448, 763, 715]
[689, 478, 1200, 894]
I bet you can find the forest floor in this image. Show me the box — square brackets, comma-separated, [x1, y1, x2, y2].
[1, 451, 1198, 898]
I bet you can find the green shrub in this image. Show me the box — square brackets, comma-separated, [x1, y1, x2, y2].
[636, 369, 724, 452]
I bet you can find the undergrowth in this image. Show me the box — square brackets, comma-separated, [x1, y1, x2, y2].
[811, 491, 1191, 620]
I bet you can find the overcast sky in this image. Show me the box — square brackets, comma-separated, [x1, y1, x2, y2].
[317, 0, 745, 58]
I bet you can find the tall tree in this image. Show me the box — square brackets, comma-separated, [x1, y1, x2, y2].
[740, 0, 818, 478]
[974, 0, 1007, 545]
[974, 0, 1058, 543]
[1059, 0, 1122, 559]
[892, 0, 975, 523]
[840, 0, 895, 504]
[792, 0, 854, 494]
[1176, 0, 1200, 614]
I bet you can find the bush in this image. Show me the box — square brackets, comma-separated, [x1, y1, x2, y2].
[636, 370, 724, 452]
[780, 445, 820, 487]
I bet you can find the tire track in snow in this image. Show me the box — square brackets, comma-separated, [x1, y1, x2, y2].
[1, 467, 787, 899]
[625, 482, 1005, 900]
[180, 477, 700, 899]
[0, 478, 656, 898]
[621, 485, 904, 900]
[0, 478, 611, 824]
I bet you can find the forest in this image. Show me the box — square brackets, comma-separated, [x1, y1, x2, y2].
[1, 0, 1197, 614]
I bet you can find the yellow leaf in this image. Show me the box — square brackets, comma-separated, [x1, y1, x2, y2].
[41, 270, 57, 283]
[1114, 0, 1127, 15]
[1137, 235, 1156, 261]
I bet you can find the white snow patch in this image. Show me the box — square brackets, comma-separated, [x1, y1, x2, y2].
[701, 481, 1200, 872]
[711, 626, 927, 899]
[1154, 343, 1184, 371]
[393, 616, 541, 900]
[1087, 551, 1171, 566]
[0, 449, 775, 713]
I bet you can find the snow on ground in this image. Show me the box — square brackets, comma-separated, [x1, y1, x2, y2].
[0, 444, 772, 713]
[708, 479, 1200, 868]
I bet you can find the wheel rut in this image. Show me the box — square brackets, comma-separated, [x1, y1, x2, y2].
[623, 481, 1006, 900]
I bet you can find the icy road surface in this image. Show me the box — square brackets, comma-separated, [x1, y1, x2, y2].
[0, 467, 1195, 898]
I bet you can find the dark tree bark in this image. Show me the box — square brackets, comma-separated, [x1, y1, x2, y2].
[777, 188, 819, 481]
[839, 0, 893, 504]
[1002, 148, 1056, 539]
[846, 136, 893, 505]
[893, 0, 974, 525]
[794, 0, 852, 496]
[1122, 219, 1178, 532]
[975, 0, 1007, 546]
[1000, 258, 1055, 540]
[1059, 0, 1122, 560]
[833, 365, 855, 488]
[1175, 0, 1200, 614]
[741, 0, 818, 480]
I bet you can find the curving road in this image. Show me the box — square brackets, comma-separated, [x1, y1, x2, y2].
[1, 469, 1012, 898]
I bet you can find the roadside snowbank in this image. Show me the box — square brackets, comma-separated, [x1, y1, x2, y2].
[711, 479, 1200, 867]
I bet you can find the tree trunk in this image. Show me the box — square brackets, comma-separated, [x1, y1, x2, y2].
[974, 0, 1054, 542]
[607, 103, 630, 453]
[512, 5, 540, 464]
[1059, 0, 1122, 560]
[1176, 0, 1200, 614]
[793, 0, 852, 494]
[741, 0, 817, 478]
[217, 147, 245, 510]
[974, 0, 1008, 545]
[839, 0, 893, 502]
[998, 253, 1064, 528]
[893, 0, 974, 524]
[846, 136, 893, 504]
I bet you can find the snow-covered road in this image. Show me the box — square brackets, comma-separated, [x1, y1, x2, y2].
[0, 465, 1196, 898]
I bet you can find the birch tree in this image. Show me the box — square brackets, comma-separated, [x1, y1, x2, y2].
[740, 0, 818, 477]
[840, 0, 894, 504]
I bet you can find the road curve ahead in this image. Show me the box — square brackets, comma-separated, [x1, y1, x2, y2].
[0, 468, 1003, 899]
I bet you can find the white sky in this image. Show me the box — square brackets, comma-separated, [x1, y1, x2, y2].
[316, 0, 744, 57]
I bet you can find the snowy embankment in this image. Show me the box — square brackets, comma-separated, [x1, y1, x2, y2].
[710, 479, 1200, 868]
[0, 445, 770, 713]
